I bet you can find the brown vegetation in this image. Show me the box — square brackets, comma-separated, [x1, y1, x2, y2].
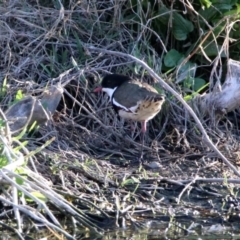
[1, 0, 240, 239]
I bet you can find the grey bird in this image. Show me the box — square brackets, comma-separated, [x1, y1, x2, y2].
[94, 74, 165, 160]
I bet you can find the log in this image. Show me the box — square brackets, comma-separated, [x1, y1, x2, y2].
[5, 85, 63, 135]
[190, 59, 240, 117]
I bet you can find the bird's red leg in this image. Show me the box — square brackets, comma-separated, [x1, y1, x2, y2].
[130, 120, 135, 132]
[139, 120, 147, 162]
[141, 121, 147, 133]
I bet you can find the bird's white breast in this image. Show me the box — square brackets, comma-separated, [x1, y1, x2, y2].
[102, 87, 117, 99]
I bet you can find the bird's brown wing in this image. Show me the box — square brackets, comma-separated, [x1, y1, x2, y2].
[113, 80, 159, 109]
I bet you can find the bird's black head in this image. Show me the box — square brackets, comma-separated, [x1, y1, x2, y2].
[101, 74, 131, 89]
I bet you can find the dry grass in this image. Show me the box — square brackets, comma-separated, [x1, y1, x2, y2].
[1, 0, 240, 239]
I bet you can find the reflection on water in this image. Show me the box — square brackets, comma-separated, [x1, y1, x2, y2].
[1, 221, 240, 240]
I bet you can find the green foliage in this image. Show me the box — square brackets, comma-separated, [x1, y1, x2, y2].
[16, 167, 48, 203]
[0, 119, 8, 168]
[184, 77, 207, 92]
[15, 90, 24, 101]
[0, 154, 8, 168]
[0, 115, 53, 204]
[198, 41, 227, 58]
[184, 81, 209, 101]
[15, 167, 27, 185]
[164, 49, 203, 91]
[7, 90, 26, 108]
[164, 49, 183, 68]
[158, 5, 194, 41]
[121, 176, 140, 187]
[0, 76, 7, 98]
[127, 0, 240, 94]
[199, 0, 212, 9]
[25, 191, 48, 203]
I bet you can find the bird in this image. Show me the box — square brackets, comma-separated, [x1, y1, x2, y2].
[94, 74, 165, 160]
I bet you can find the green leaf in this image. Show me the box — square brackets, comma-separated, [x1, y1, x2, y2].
[184, 77, 206, 91]
[15, 167, 28, 175]
[199, 0, 212, 9]
[184, 93, 198, 101]
[177, 60, 197, 83]
[15, 90, 24, 101]
[223, 9, 240, 16]
[236, 3, 240, 13]
[15, 168, 28, 185]
[26, 191, 48, 203]
[198, 6, 218, 21]
[172, 13, 194, 41]
[183, 77, 194, 89]
[164, 49, 183, 67]
[0, 118, 5, 127]
[13, 141, 28, 152]
[184, 81, 210, 101]
[212, 0, 238, 10]
[0, 155, 8, 168]
[28, 121, 38, 132]
[0, 76, 7, 97]
[200, 41, 227, 57]
[192, 78, 207, 91]
[121, 177, 140, 187]
[16, 177, 25, 185]
[158, 5, 194, 41]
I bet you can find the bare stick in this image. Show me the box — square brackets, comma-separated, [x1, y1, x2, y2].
[176, 175, 198, 204]
[0, 197, 74, 240]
